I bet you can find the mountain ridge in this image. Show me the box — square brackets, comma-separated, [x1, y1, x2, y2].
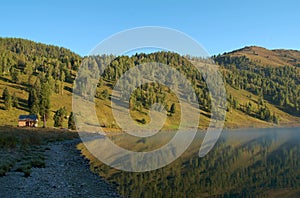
[2, 37, 300, 59]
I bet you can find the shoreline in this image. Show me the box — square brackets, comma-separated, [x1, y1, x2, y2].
[93, 123, 300, 137]
[0, 139, 121, 197]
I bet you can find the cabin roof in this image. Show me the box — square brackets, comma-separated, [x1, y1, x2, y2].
[18, 115, 38, 121]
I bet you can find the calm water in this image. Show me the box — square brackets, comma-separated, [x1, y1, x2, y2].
[83, 127, 300, 197]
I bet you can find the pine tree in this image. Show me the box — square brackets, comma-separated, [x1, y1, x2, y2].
[60, 70, 65, 95]
[39, 82, 51, 128]
[68, 112, 76, 130]
[272, 113, 279, 124]
[3, 88, 12, 110]
[233, 98, 239, 109]
[28, 87, 40, 114]
[2, 87, 9, 100]
[12, 92, 18, 108]
[11, 68, 20, 83]
[246, 102, 252, 114]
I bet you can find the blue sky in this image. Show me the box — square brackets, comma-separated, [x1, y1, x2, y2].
[0, 0, 299, 56]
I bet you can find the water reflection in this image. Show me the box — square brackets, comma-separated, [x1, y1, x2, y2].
[80, 128, 300, 197]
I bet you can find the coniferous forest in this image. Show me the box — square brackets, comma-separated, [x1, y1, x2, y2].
[0, 38, 300, 128]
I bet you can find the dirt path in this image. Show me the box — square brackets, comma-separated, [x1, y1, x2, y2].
[0, 139, 121, 198]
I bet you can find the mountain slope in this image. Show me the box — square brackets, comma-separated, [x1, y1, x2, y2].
[215, 46, 300, 124]
[0, 38, 300, 129]
[0, 38, 81, 127]
[224, 46, 300, 67]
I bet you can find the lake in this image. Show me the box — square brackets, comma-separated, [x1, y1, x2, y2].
[79, 127, 300, 197]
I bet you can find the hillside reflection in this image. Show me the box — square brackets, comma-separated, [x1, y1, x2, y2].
[80, 128, 300, 197]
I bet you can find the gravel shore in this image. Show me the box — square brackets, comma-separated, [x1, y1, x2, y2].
[0, 139, 121, 198]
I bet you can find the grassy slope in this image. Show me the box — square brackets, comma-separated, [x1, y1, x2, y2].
[219, 46, 300, 127]
[0, 73, 74, 128]
[2, 71, 299, 130]
[225, 85, 300, 128]
[1, 44, 300, 130]
[229, 46, 300, 67]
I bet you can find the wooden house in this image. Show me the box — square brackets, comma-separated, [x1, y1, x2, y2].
[18, 115, 38, 127]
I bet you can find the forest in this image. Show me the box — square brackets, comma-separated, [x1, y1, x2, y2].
[0, 38, 300, 128]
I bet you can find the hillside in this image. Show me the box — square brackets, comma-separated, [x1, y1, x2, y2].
[0, 38, 81, 127]
[222, 46, 300, 68]
[0, 38, 300, 129]
[215, 46, 300, 126]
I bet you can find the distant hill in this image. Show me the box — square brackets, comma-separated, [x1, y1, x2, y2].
[221, 46, 300, 68]
[0, 38, 300, 129]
